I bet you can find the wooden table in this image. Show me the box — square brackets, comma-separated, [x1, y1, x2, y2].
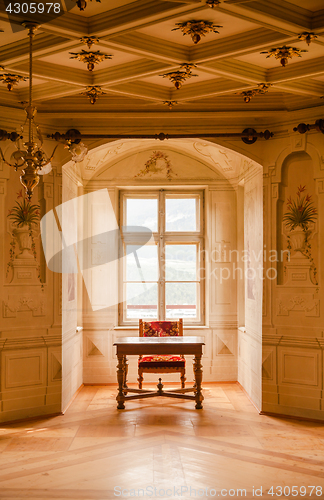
[113, 336, 205, 410]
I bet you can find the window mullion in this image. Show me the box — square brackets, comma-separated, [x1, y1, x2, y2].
[159, 190, 165, 320]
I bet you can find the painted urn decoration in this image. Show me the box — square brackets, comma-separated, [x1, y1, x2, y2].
[283, 184, 318, 284]
[6, 190, 42, 284]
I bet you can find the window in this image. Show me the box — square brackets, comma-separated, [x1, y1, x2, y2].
[119, 190, 205, 325]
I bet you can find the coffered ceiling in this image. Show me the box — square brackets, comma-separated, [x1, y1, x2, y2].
[1, 0, 324, 121]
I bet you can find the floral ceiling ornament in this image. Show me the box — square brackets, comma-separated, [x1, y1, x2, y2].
[163, 100, 178, 110]
[76, 0, 100, 11]
[79, 36, 100, 49]
[298, 32, 317, 46]
[81, 85, 106, 104]
[69, 49, 113, 71]
[0, 73, 28, 91]
[172, 20, 222, 44]
[261, 46, 307, 67]
[160, 63, 197, 89]
[239, 83, 272, 103]
[135, 151, 176, 179]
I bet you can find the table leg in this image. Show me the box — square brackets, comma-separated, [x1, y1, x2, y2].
[193, 355, 204, 409]
[123, 356, 129, 395]
[116, 354, 125, 409]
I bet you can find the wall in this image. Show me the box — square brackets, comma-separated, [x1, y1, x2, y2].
[61, 164, 83, 411]
[0, 149, 62, 423]
[238, 163, 263, 411]
[262, 135, 324, 420]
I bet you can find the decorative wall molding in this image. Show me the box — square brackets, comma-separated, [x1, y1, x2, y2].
[262, 349, 274, 381]
[263, 334, 323, 349]
[278, 348, 320, 387]
[290, 133, 306, 152]
[0, 179, 7, 196]
[2, 349, 47, 390]
[272, 183, 279, 199]
[0, 335, 61, 350]
[216, 333, 235, 356]
[209, 320, 238, 329]
[2, 294, 45, 318]
[316, 178, 324, 194]
[276, 294, 319, 317]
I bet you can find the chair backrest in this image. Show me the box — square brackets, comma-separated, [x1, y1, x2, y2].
[139, 319, 183, 337]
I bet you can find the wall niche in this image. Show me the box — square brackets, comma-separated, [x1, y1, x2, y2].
[277, 151, 318, 287]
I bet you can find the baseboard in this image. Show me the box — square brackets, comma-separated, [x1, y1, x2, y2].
[236, 382, 261, 414]
[62, 384, 84, 414]
[0, 407, 62, 425]
[261, 403, 324, 422]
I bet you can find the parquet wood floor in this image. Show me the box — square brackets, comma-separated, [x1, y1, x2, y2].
[0, 383, 324, 500]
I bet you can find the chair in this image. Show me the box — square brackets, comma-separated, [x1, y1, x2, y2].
[138, 319, 186, 389]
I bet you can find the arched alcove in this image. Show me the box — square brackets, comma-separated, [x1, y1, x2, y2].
[60, 138, 264, 411]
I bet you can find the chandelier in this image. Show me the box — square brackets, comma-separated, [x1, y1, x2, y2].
[0, 23, 88, 200]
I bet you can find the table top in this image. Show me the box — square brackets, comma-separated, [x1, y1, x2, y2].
[114, 336, 205, 346]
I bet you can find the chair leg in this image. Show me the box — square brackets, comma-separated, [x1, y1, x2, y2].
[181, 369, 186, 389]
[138, 369, 143, 389]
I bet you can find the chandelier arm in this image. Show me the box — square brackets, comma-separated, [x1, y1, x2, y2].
[0, 147, 17, 169]
[48, 144, 59, 161]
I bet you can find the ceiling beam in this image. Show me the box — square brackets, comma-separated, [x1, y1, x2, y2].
[191, 28, 294, 63]
[102, 81, 172, 101]
[102, 33, 188, 64]
[0, 34, 75, 66]
[12, 61, 91, 86]
[267, 56, 324, 83]
[201, 59, 266, 83]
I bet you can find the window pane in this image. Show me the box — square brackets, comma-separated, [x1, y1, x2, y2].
[165, 245, 197, 281]
[165, 282, 197, 319]
[165, 198, 197, 232]
[126, 198, 158, 232]
[126, 283, 158, 319]
[126, 245, 158, 281]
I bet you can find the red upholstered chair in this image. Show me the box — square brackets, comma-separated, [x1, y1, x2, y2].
[138, 319, 186, 389]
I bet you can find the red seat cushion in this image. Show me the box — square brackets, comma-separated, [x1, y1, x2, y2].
[139, 355, 185, 368]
